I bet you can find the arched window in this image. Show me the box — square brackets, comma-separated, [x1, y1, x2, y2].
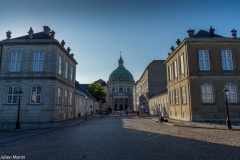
[225, 84, 238, 102]
[119, 86, 123, 93]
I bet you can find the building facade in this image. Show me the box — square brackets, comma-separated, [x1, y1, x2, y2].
[148, 89, 168, 117]
[133, 60, 167, 112]
[75, 81, 99, 117]
[107, 56, 134, 110]
[165, 27, 240, 121]
[0, 26, 77, 122]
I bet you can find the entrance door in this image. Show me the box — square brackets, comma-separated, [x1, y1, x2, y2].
[120, 105, 123, 110]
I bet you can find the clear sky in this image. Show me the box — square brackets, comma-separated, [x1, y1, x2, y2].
[1, 0, 240, 84]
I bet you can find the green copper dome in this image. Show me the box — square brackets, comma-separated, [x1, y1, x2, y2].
[108, 56, 134, 82]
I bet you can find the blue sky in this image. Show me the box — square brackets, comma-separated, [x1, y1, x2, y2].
[1, 0, 240, 83]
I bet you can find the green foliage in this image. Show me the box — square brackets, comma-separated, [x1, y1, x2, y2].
[88, 82, 106, 104]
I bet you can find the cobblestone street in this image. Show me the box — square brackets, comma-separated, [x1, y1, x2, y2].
[0, 116, 240, 160]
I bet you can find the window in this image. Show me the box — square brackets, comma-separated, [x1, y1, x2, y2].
[225, 84, 237, 102]
[31, 86, 41, 104]
[198, 50, 210, 70]
[119, 86, 123, 93]
[57, 88, 61, 104]
[169, 91, 173, 105]
[168, 66, 172, 81]
[7, 87, 18, 104]
[64, 90, 67, 105]
[112, 87, 115, 93]
[127, 87, 130, 93]
[181, 86, 186, 104]
[10, 52, 22, 72]
[201, 84, 213, 103]
[174, 61, 178, 78]
[180, 55, 184, 74]
[65, 62, 68, 78]
[58, 56, 62, 75]
[33, 52, 44, 71]
[221, 50, 233, 70]
[70, 66, 73, 81]
[174, 89, 179, 104]
[69, 92, 72, 105]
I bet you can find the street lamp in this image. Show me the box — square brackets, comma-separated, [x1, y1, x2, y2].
[85, 95, 87, 120]
[223, 86, 232, 129]
[15, 88, 23, 129]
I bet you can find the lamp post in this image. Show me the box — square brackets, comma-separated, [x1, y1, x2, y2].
[85, 95, 87, 120]
[223, 86, 232, 129]
[15, 88, 23, 129]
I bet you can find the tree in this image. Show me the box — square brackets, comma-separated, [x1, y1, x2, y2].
[88, 82, 106, 104]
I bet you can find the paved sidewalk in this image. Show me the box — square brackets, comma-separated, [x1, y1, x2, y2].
[0, 114, 101, 131]
[145, 115, 240, 130]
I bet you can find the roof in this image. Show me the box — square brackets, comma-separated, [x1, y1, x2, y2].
[75, 82, 96, 101]
[108, 56, 134, 82]
[95, 79, 106, 86]
[193, 30, 223, 38]
[11, 32, 51, 40]
[149, 89, 167, 99]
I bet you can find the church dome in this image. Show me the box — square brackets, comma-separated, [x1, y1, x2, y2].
[108, 56, 134, 82]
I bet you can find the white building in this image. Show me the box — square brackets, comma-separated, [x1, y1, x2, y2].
[0, 26, 77, 122]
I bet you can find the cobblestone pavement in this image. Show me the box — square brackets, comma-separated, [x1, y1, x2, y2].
[0, 116, 240, 160]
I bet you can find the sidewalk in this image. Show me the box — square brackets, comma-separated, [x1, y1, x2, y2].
[0, 115, 101, 131]
[146, 115, 240, 130]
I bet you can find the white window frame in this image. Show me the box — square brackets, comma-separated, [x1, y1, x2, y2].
[225, 84, 238, 103]
[201, 84, 213, 103]
[58, 56, 62, 75]
[65, 62, 68, 78]
[64, 90, 67, 105]
[31, 86, 41, 104]
[168, 65, 172, 81]
[33, 52, 44, 71]
[221, 50, 233, 70]
[70, 66, 73, 81]
[181, 86, 186, 104]
[10, 52, 22, 72]
[198, 50, 210, 71]
[174, 61, 178, 78]
[7, 86, 18, 104]
[180, 55, 184, 74]
[174, 89, 179, 104]
[57, 88, 61, 104]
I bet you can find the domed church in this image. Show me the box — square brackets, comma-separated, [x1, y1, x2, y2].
[107, 55, 135, 111]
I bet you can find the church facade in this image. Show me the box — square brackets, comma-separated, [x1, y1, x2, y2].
[107, 56, 134, 111]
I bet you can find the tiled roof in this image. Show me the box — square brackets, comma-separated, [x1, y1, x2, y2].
[75, 83, 96, 100]
[11, 32, 51, 40]
[193, 30, 223, 38]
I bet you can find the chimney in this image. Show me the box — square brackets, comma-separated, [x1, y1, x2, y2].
[209, 26, 215, 37]
[6, 30, 12, 39]
[28, 27, 34, 39]
[187, 29, 195, 38]
[43, 26, 51, 36]
[231, 29, 237, 39]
